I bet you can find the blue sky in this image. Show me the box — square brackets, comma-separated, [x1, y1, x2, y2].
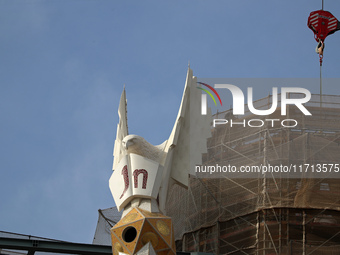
[0, 0, 339, 244]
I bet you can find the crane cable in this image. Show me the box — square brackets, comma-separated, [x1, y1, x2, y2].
[320, 59, 322, 108]
[320, 0, 324, 108]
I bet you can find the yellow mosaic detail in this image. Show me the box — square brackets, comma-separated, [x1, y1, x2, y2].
[141, 232, 159, 247]
[156, 220, 170, 236]
[122, 213, 138, 224]
[113, 242, 123, 255]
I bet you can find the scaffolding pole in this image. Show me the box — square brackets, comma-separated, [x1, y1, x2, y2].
[307, 230, 340, 255]
[303, 210, 306, 255]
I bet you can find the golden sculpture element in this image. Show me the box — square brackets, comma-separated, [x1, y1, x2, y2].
[141, 232, 158, 247]
[156, 220, 170, 236]
[121, 213, 139, 224]
[110, 207, 176, 255]
[112, 242, 124, 255]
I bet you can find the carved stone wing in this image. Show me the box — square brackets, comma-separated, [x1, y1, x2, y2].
[112, 88, 129, 171]
[158, 68, 212, 214]
[164, 68, 212, 187]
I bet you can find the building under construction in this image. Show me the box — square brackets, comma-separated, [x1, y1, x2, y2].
[166, 93, 340, 254]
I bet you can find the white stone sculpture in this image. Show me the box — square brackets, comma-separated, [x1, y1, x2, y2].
[109, 67, 211, 216]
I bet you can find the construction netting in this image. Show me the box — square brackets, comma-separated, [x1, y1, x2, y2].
[93, 207, 121, 245]
[166, 94, 340, 254]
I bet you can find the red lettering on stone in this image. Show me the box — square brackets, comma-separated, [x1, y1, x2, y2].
[133, 169, 148, 189]
[120, 165, 129, 199]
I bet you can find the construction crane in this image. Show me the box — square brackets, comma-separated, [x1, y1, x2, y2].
[307, 0, 340, 107]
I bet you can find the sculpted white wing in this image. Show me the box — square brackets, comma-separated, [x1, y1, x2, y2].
[112, 88, 128, 170]
[159, 68, 212, 212]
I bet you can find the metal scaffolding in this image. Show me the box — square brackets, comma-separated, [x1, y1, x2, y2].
[166, 94, 340, 254]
